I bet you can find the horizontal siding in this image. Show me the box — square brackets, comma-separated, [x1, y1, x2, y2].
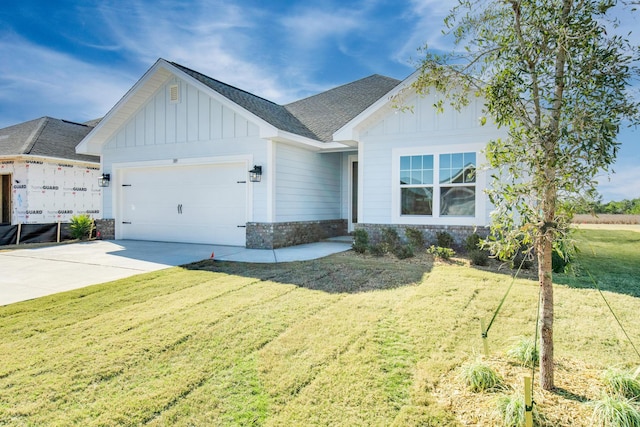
[358, 92, 505, 226]
[275, 144, 341, 222]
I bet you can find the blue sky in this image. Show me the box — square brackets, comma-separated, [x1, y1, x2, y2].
[1, 0, 638, 201]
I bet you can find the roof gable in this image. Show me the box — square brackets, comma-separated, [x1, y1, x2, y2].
[170, 62, 319, 141]
[77, 58, 404, 154]
[285, 74, 400, 142]
[0, 117, 98, 163]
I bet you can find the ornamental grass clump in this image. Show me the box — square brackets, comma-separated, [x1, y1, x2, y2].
[507, 337, 538, 368]
[590, 393, 640, 427]
[602, 368, 640, 400]
[459, 359, 504, 392]
[496, 392, 542, 427]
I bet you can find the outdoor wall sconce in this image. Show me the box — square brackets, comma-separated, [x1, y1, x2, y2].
[249, 165, 262, 182]
[98, 173, 111, 187]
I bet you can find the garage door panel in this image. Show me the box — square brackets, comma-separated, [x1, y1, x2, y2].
[120, 163, 247, 245]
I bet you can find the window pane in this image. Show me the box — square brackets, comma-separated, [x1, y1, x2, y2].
[423, 155, 433, 169]
[452, 153, 463, 168]
[401, 187, 433, 215]
[411, 155, 422, 169]
[411, 171, 422, 185]
[423, 170, 433, 185]
[464, 153, 476, 183]
[400, 156, 411, 170]
[440, 153, 450, 169]
[400, 171, 411, 185]
[440, 186, 475, 216]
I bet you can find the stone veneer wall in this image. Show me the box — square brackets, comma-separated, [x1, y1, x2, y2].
[246, 219, 347, 249]
[354, 223, 489, 251]
[95, 218, 115, 240]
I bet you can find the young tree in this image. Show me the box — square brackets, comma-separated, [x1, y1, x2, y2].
[414, 0, 639, 390]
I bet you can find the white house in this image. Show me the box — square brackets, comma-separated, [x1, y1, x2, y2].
[0, 117, 102, 243]
[76, 59, 502, 248]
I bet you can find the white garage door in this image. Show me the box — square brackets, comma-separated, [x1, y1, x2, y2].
[119, 163, 247, 246]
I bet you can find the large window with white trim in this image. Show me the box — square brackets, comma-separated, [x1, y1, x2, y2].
[400, 151, 476, 217]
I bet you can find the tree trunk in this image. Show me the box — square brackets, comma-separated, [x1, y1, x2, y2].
[537, 212, 556, 390]
[538, 235, 554, 390]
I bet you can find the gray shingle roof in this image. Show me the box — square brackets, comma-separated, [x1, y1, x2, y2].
[171, 62, 318, 140]
[0, 117, 99, 163]
[285, 74, 401, 142]
[171, 61, 401, 142]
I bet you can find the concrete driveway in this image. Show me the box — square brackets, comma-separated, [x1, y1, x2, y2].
[0, 239, 352, 306]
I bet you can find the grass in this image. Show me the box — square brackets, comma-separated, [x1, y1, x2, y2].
[459, 358, 504, 392]
[1, 229, 639, 425]
[507, 337, 539, 368]
[590, 394, 640, 427]
[602, 368, 640, 399]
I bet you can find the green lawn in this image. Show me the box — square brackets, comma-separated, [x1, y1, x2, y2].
[1, 229, 638, 426]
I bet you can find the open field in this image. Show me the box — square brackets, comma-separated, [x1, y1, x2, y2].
[573, 213, 640, 225]
[1, 229, 639, 425]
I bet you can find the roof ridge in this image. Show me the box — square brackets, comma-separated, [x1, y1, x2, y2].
[22, 117, 48, 155]
[285, 74, 400, 107]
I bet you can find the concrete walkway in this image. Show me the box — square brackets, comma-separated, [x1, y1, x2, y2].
[0, 238, 352, 306]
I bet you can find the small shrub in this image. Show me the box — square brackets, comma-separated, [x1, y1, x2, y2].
[507, 337, 538, 368]
[465, 233, 482, 252]
[427, 245, 455, 260]
[436, 231, 454, 248]
[469, 249, 489, 266]
[591, 393, 640, 427]
[497, 392, 542, 427]
[369, 243, 387, 257]
[405, 227, 425, 252]
[393, 245, 414, 260]
[459, 359, 504, 392]
[69, 214, 95, 240]
[352, 229, 369, 254]
[382, 227, 402, 249]
[602, 368, 640, 400]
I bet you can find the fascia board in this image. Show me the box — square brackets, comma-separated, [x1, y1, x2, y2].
[270, 130, 351, 152]
[76, 58, 172, 155]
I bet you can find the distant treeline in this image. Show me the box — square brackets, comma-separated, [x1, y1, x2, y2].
[574, 197, 640, 215]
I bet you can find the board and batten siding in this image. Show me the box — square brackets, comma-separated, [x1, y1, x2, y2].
[358, 91, 503, 227]
[100, 76, 269, 220]
[274, 143, 341, 222]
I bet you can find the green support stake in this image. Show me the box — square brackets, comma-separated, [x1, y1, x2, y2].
[480, 319, 489, 357]
[524, 375, 533, 427]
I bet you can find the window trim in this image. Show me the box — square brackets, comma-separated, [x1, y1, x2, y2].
[392, 145, 486, 226]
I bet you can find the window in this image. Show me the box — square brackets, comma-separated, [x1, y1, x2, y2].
[439, 152, 476, 216]
[399, 152, 476, 217]
[400, 155, 433, 215]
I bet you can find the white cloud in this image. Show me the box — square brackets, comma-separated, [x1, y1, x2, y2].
[394, 0, 457, 66]
[597, 167, 640, 202]
[93, 0, 299, 103]
[0, 34, 134, 127]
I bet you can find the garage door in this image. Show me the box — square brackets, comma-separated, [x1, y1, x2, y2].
[119, 163, 247, 245]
